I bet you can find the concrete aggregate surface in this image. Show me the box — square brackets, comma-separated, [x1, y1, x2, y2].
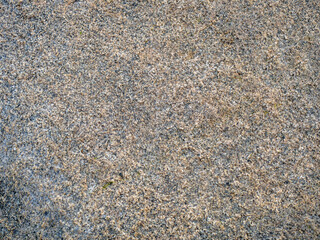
[0, 0, 319, 239]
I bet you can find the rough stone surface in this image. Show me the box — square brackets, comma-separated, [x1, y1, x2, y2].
[0, 0, 319, 239]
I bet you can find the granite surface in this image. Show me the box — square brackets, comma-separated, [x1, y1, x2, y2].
[0, 0, 319, 239]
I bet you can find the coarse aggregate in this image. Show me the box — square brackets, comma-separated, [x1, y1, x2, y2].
[0, 0, 319, 239]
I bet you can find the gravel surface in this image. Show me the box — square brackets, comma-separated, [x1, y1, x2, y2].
[1, 0, 319, 239]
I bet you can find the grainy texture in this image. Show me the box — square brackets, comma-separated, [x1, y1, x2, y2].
[0, 0, 319, 239]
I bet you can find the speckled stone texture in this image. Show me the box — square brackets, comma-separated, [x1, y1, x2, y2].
[0, 0, 319, 239]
